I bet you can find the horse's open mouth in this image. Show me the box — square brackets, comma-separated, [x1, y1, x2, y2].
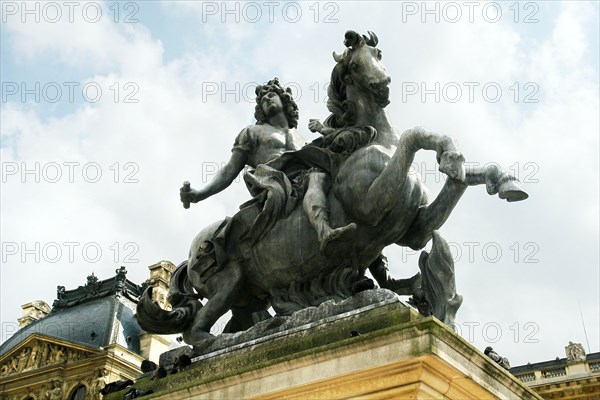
[372, 85, 390, 108]
[369, 79, 390, 108]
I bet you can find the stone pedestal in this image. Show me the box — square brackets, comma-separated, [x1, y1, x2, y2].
[107, 294, 541, 399]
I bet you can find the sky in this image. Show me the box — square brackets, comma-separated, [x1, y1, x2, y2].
[1, 1, 598, 367]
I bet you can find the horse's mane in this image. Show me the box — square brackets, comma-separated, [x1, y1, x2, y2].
[325, 62, 356, 128]
[324, 30, 378, 129]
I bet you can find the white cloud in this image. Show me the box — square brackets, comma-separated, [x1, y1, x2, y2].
[4, 1, 163, 75]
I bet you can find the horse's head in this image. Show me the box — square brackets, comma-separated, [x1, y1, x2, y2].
[326, 31, 391, 128]
[333, 31, 390, 105]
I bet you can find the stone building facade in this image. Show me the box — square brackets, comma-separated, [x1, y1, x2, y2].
[0, 262, 174, 400]
[512, 341, 600, 399]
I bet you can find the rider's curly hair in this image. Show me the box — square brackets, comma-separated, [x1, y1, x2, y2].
[254, 78, 299, 129]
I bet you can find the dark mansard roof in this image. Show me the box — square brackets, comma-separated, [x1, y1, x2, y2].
[0, 267, 146, 357]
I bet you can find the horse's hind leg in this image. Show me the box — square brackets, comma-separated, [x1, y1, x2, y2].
[401, 178, 468, 250]
[182, 260, 245, 345]
[223, 296, 271, 333]
[368, 254, 421, 295]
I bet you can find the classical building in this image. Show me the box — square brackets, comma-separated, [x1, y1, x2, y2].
[0, 262, 175, 400]
[512, 341, 600, 399]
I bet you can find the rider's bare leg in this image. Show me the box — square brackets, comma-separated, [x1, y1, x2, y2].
[183, 260, 244, 343]
[303, 170, 357, 254]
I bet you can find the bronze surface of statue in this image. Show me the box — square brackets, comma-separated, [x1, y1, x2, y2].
[137, 31, 528, 346]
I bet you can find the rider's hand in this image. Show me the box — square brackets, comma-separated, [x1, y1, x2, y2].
[180, 186, 206, 204]
[308, 119, 324, 133]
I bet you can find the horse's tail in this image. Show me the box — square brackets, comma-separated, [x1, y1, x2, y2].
[417, 231, 462, 326]
[136, 261, 202, 335]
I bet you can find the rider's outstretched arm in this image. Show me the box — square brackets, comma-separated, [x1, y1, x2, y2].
[198, 150, 248, 200]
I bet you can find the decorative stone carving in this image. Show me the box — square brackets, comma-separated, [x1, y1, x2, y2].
[39, 341, 50, 364]
[0, 351, 21, 376]
[52, 286, 66, 309]
[84, 273, 101, 296]
[114, 266, 128, 294]
[565, 341, 586, 362]
[17, 347, 31, 372]
[18, 300, 51, 328]
[485, 346, 510, 370]
[44, 380, 63, 400]
[87, 368, 109, 400]
[51, 268, 143, 311]
[48, 343, 66, 364]
[8, 354, 18, 374]
[66, 348, 86, 363]
[25, 387, 36, 399]
[25, 344, 39, 370]
[0, 340, 91, 378]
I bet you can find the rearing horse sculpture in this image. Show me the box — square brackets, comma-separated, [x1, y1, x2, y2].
[136, 30, 527, 345]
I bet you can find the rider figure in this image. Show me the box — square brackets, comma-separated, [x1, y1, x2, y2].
[180, 78, 356, 254]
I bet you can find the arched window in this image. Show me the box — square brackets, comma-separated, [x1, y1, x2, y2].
[69, 385, 87, 400]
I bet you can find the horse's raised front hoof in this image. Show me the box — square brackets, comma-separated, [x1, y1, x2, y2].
[498, 179, 529, 202]
[439, 151, 466, 182]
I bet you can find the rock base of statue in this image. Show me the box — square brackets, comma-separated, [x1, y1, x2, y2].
[108, 290, 540, 400]
[160, 289, 399, 367]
